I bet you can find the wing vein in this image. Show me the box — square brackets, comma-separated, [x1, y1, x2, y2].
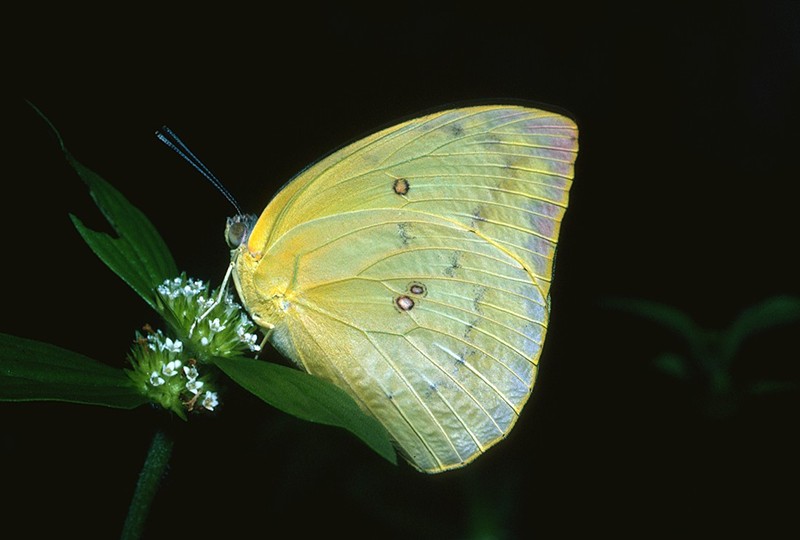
[422, 304, 536, 374]
[423, 295, 544, 348]
[369, 334, 490, 457]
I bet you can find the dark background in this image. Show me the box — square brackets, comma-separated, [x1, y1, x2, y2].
[5, 4, 799, 538]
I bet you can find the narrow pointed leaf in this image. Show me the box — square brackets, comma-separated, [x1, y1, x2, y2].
[29, 103, 178, 309]
[653, 352, 692, 379]
[214, 356, 397, 465]
[723, 296, 800, 359]
[69, 213, 168, 310]
[747, 380, 798, 395]
[0, 333, 147, 409]
[602, 297, 705, 350]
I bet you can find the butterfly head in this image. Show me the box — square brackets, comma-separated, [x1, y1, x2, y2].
[225, 214, 257, 250]
[154, 126, 257, 251]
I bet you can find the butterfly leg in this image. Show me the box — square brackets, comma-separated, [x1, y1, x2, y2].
[189, 260, 235, 337]
[254, 329, 272, 359]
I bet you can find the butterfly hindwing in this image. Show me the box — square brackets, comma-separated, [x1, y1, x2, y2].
[254, 209, 545, 470]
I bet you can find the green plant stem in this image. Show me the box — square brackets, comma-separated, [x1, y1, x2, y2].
[121, 428, 175, 540]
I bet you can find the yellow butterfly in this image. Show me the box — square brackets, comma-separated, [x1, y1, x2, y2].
[195, 105, 577, 472]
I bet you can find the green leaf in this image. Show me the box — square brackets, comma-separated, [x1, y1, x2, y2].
[0, 332, 148, 409]
[68, 213, 170, 311]
[747, 380, 798, 395]
[653, 352, 692, 379]
[214, 356, 397, 465]
[601, 298, 702, 341]
[29, 103, 178, 310]
[723, 296, 800, 359]
[601, 297, 711, 361]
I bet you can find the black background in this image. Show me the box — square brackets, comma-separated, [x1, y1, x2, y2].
[5, 4, 799, 538]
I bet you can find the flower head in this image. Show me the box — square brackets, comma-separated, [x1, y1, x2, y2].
[154, 274, 262, 361]
[127, 273, 267, 418]
[127, 327, 220, 419]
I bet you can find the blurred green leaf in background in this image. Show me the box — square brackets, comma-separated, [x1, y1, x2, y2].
[603, 296, 800, 417]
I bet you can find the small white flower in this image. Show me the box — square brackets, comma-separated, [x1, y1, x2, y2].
[186, 379, 204, 395]
[208, 318, 226, 333]
[183, 365, 199, 381]
[162, 337, 183, 353]
[162, 360, 182, 377]
[158, 278, 182, 299]
[200, 336, 210, 346]
[202, 391, 219, 411]
[238, 331, 261, 352]
[149, 371, 165, 386]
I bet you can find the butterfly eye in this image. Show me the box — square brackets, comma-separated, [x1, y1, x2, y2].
[226, 222, 246, 248]
[225, 214, 256, 249]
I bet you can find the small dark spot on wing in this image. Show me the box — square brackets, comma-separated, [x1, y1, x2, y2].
[408, 282, 427, 296]
[444, 251, 461, 277]
[464, 317, 479, 338]
[393, 178, 410, 195]
[469, 206, 486, 228]
[447, 123, 464, 137]
[473, 286, 487, 312]
[397, 222, 414, 246]
[395, 295, 415, 311]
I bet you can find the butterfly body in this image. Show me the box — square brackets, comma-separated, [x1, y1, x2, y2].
[231, 105, 578, 472]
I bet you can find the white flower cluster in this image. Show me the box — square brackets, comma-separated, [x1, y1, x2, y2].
[147, 332, 183, 354]
[142, 330, 219, 411]
[236, 313, 262, 353]
[129, 274, 267, 417]
[155, 276, 262, 356]
[157, 276, 207, 301]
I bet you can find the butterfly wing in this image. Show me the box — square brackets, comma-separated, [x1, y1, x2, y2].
[235, 105, 578, 472]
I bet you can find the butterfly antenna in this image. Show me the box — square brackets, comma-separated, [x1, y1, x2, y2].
[156, 125, 245, 216]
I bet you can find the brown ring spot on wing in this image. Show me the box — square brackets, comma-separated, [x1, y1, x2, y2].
[408, 282, 427, 296]
[395, 295, 415, 311]
[393, 178, 410, 195]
